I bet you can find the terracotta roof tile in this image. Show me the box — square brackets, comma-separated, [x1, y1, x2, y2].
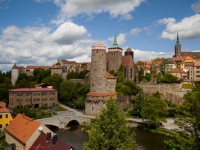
[172, 57, 184, 63]
[169, 68, 187, 73]
[0, 102, 11, 113]
[183, 56, 194, 60]
[9, 88, 57, 92]
[122, 55, 134, 67]
[5, 114, 40, 144]
[30, 132, 74, 150]
[85, 71, 116, 79]
[51, 65, 63, 69]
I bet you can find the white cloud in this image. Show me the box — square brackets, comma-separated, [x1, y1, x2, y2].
[158, 14, 200, 40]
[157, 18, 175, 25]
[130, 28, 142, 35]
[133, 49, 173, 62]
[191, 0, 200, 13]
[52, 21, 87, 45]
[51, 0, 145, 23]
[0, 24, 94, 72]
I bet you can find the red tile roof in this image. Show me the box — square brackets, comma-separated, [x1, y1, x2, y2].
[169, 68, 187, 73]
[183, 56, 194, 60]
[30, 132, 74, 150]
[0, 102, 11, 113]
[122, 55, 134, 67]
[12, 63, 24, 70]
[5, 114, 40, 144]
[51, 65, 63, 69]
[172, 57, 184, 63]
[9, 88, 57, 92]
[84, 71, 116, 79]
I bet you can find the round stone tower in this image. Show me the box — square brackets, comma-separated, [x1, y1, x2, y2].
[85, 41, 117, 116]
[108, 31, 123, 72]
[90, 41, 107, 92]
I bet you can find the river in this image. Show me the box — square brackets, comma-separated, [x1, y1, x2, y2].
[51, 125, 171, 150]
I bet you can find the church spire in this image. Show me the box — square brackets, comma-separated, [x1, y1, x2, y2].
[109, 30, 121, 49]
[176, 33, 179, 43]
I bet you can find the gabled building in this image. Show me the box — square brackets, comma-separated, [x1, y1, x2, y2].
[0, 102, 13, 130]
[169, 68, 187, 80]
[5, 113, 73, 150]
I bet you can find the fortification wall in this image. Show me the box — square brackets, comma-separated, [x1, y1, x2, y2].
[137, 83, 188, 104]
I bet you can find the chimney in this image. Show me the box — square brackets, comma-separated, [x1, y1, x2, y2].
[53, 134, 58, 145]
[46, 132, 51, 142]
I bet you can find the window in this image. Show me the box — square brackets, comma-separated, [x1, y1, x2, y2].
[196, 71, 200, 73]
[0, 115, 2, 118]
[196, 75, 200, 77]
[0, 124, 2, 129]
[6, 114, 8, 118]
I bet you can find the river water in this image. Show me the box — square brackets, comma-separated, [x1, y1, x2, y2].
[52, 126, 171, 150]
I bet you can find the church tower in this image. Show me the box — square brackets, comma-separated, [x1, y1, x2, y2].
[108, 31, 123, 72]
[175, 33, 181, 57]
[85, 41, 117, 116]
[125, 47, 134, 58]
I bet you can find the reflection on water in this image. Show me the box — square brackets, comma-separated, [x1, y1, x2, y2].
[50, 125, 171, 150]
[132, 128, 171, 150]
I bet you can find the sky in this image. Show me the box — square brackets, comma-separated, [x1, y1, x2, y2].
[0, 0, 200, 72]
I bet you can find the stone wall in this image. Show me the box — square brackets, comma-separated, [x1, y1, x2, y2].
[137, 83, 188, 104]
[70, 79, 85, 84]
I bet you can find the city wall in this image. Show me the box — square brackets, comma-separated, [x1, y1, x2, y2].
[137, 83, 189, 104]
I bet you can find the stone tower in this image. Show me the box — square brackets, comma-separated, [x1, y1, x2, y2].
[125, 47, 134, 58]
[90, 40, 107, 93]
[175, 33, 181, 57]
[85, 41, 117, 116]
[108, 32, 123, 72]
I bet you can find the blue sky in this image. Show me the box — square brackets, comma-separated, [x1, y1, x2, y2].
[0, 0, 200, 72]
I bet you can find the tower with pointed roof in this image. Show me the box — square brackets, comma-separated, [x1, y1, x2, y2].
[175, 33, 181, 57]
[125, 47, 134, 58]
[108, 31, 123, 72]
[85, 41, 117, 116]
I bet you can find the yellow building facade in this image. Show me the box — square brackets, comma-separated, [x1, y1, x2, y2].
[0, 102, 13, 129]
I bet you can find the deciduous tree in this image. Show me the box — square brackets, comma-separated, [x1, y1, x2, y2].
[83, 98, 136, 150]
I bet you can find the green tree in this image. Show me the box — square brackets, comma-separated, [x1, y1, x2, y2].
[66, 71, 79, 80]
[164, 85, 200, 149]
[116, 81, 142, 96]
[83, 98, 136, 150]
[157, 72, 178, 83]
[59, 80, 77, 105]
[140, 92, 168, 128]
[42, 74, 63, 91]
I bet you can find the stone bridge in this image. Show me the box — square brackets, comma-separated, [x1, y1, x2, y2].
[36, 111, 142, 129]
[36, 110, 92, 128]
